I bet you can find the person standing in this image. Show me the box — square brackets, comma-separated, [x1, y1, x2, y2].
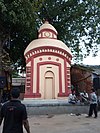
[87, 89, 98, 118]
[0, 88, 30, 133]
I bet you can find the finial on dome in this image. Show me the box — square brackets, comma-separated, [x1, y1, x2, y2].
[44, 20, 49, 24]
[43, 18, 49, 24]
[38, 19, 58, 39]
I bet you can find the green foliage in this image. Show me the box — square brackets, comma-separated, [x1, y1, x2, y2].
[0, 0, 99, 71]
[12, 70, 21, 78]
[0, 0, 44, 71]
[38, 0, 100, 63]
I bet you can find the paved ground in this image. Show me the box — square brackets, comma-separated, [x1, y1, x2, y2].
[25, 112, 99, 133]
[0, 113, 100, 133]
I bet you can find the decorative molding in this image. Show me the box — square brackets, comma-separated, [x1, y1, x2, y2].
[25, 46, 72, 64]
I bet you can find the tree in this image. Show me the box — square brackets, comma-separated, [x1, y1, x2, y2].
[0, 0, 100, 72]
[38, 0, 100, 63]
[0, 0, 44, 74]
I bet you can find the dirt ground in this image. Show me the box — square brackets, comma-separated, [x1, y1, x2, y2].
[27, 112, 100, 133]
[0, 113, 100, 133]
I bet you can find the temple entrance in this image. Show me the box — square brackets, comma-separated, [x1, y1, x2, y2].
[44, 71, 55, 99]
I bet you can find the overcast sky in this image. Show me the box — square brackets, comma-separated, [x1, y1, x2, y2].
[82, 50, 100, 65]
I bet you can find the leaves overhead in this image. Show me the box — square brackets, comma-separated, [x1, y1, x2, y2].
[38, 0, 100, 62]
[0, 0, 44, 70]
[0, 0, 100, 70]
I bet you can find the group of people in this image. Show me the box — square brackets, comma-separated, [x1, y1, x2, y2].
[68, 90, 89, 104]
[68, 88, 98, 118]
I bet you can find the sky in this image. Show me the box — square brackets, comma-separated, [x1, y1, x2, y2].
[82, 51, 100, 65]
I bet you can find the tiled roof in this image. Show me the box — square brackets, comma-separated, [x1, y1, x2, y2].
[93, 68, 100, 75]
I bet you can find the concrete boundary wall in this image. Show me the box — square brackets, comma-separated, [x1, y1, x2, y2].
[26, 105, 89, 115]
[22, 100, 89, 115]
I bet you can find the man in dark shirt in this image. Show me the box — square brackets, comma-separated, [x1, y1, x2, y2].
[0, 88, 30, 133]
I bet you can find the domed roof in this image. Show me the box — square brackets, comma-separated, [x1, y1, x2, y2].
[24, 39, 72, 55]
[38, 21, 58, 34]
[24, 22, 72, 56]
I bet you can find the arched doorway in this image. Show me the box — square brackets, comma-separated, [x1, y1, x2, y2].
[44, 71, 55, 99]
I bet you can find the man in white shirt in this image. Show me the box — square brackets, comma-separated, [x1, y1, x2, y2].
[80, 91, 88, 103]
[68, 91, 77, 104]
[86, 89, 98, 118]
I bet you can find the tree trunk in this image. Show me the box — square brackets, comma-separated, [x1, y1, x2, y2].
[0, 39, 3, 76]
[0, 39, 3, 102]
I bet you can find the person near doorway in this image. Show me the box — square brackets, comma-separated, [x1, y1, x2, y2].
[0, 88, 30, 133]
[86, 89, 98, 118]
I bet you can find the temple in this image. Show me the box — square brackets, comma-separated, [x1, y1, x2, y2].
[24, 21, 72, 99]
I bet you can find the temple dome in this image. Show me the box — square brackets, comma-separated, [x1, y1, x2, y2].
[24, 39, 72, 55]
[24, 22, 72, 56]
[38, 21, 58, 35]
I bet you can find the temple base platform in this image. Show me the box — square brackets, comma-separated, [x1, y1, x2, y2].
[22, 99, 89, 115]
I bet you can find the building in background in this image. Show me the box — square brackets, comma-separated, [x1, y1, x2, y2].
[71, 65, 93, 95]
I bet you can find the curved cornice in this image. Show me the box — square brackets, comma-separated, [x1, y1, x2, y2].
[25, 46, 72, 64]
